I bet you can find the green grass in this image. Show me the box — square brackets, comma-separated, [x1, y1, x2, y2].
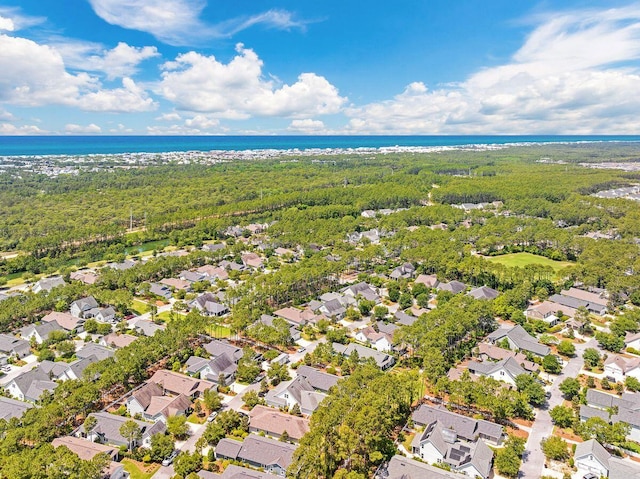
[483, 252, 573, 274]
[131, 299, 149, 315]
[207, 324, 231, 338]
[156, 311, 186, 322]
[122, 459, 159, 479]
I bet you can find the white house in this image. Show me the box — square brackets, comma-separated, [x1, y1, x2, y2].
[574, 439, 610, 478]
[466, 357, 528, 387]
[604, 355, 640, 383]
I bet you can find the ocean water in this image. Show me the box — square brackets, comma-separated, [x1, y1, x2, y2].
[0, 135, 639, 156]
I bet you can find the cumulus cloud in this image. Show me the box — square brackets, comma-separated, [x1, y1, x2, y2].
[0, 33, 157, 112]
[54, 41, 159, 80]
[0, 122, 46, 135]
[0, 7, 45, 31]
[184, 115, 219, 129]
[155, 112, 182, 122]
[346, 5, 640, 134]
[288, 119, 326, 133]
[65, 123, 102, 134]
[88, 0, 306, 46]
[158, 44, 346, 118]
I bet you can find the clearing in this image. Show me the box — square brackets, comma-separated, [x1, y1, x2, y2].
[483, 252, 573, 273]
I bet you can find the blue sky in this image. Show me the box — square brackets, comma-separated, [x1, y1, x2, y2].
[0, 0, 639, 134]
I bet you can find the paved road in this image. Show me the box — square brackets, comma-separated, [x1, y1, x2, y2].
[0, 354, 38, 386]
[520, 339, 597, 478]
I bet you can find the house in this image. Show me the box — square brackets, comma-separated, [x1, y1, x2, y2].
[20, 321, 65, 344]
[202, 243, 226, 253]
[0, 396, 33, 420]
[77, 343, 114, 361]
[203, 465, 278, 479]
[159, 278, 191, 291]
[437, 281, 467, 295]
[149, 283, 172, 300]
[394, 310, 418, 327]
[265, 376, 327, 415]
[467, 286, 499, 301]
[42, 311, 84, 333]
[100, 333, 137, 349]
[196, 265, 229, 281]
[241, 253, 263, 269]
[411, 420, 494, 478]
[179, 270, 207, 283]
[142, 394, 192, 423]
[390, 262, 415, 280]
[52, 436, 125, 479]
[332, 342, 395, 370]
[82, 412, 165, 448]
[476, 343, 539, 373]
[625, 331, 640, 351]
[40, 355, 100, 382]
[0, 334, 31, 358]
[273, 307, 317, 327]
[342, 282, 380, 303]
[126, 382, 165, 418]
[69, 270, 98, 285]
[70, 296, 99, 318]
[185, 354, 237, 384]
[604, 355, 640, 383]
[354, 326, 393, 352]
[190, 293, 229, 317]
[133, 320, 166, 337]
[466, 357, 529, 387]
[203, 339, 243, 363]
[485, 324, 551, 357]
[584, 389, 640, 442]
[549, 287, 607, 315]
[526, 300, 577, 325]
[32, 276, 66, 294]
[248, 405, 310, 441]
[295, 366, 340, 392]
[377, 455, 464, 479]
[411, 404, 504, 445]
[414, 274, 440, 289]
[574, 439, 611, 479]
[5, 368, 58, 402]
[257, 315, 299, 342]
[318, 298, 346, 320]
[148, 370, 214, 398]
[215, 434, 296, 476]
[95, 306, 117, 323]
[106, 259, 136, 271]
[347, 229, 381, 244]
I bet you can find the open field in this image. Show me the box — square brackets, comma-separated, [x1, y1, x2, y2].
[122, 459, 158, 479]
[483, 252, 574, 273]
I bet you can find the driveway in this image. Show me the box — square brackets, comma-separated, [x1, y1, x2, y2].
[520, 339, 597, 478]
[152, 422, 207, 478]
[0, 354, 38, 386]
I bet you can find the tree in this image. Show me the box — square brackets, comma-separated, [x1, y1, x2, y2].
[372, 305, 388, 320]
[541, 436, 569, 461]
[290, 403, 302, 417]
[398, 292, 413, 310]
[173, 451, 202, 477]
[558, 377, 581, 400]
[387, 283, 400, 302]
[514, 374, 546, 406]
[55, 340, 76, 358]
[596, 332, 625, 352]
[242, 390, 264, 409]
[202, 389, 222, 412]
[542, 354, 562, 374]
[84, 415, 97, 436]
[556, 340, 575, 357]
[583, 348, 601, 369]
[549, 405, 575, 428]
[412, 282, 428, 298]
[495, 444, 522, 478]
[626, 376, 640, 392]
[280, 430, 290, 442]
[167, 415, 189, 440]
[119, 419, 142, 452]
[358, 299, 375, 316]
[150, 433, 175, 462]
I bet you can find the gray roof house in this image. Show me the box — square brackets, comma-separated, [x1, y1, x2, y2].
[134, 320, 166, 337]
[5, 368, 59, 402]
[70, 296, 99, 318]
[485, 324, 551, 357]
[185, 354, 237, 384]
[190, 293, 229, 317]
[332, 342, 395, 370]
[265, 376, 327, 415]
[0, 334, 31, 358]
[389, 262, 416, 280]
[82, 412, 165, 449]
[376, 455, 463, 479]
[296, 366, 340, 392]
[437, 280, 467, 295]
[204, 465, 278, 479]
[32, 276, 66, 294]
[149, 283, 172, 300]
[467, 286, 500, 300]
[204, 340, 243, 363]
[215, 434, 296, 476]
[394, 310, 418, 327]
[0, 396, 33, 420]
[77, 343, 114, 361]
[466, 357, 529, 386]
[341, 282, 380, 303]
[248, 404, 310, 442]
[20, 321, 65, 344]
[412, 404, 504, 445]
[574, 439, 612, 479]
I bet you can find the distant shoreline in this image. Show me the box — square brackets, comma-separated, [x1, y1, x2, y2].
[1, 134, 640, 158]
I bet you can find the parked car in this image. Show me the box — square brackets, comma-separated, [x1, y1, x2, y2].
[297, 347, 306, 353]
[1, 366, 11, 372]
[583, 474, 597, 479]
[162, 450, 178, 467]
[207, 411, 218, 422]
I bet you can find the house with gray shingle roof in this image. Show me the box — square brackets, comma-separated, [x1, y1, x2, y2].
[265, 375, 326, 415]
[437, 280, 467, 295]
[133, 320, 166, 337]
[32, 276, 66, 294]
[70, 296, 99, 318]
[82, 412, 165, 448]
[5, 368, 58, 402]
[377, 455, 463, 479]
[0, 396, 33, 420]
[574, 439, 611, 478]
[215, 434, 296, 476]
[203, 339, 243, 363]
[20, 321, 65, 344]
[248, 405, 310, 442]
[0, 334, 30, 358]
[295, 366, 340, 392]
[77, 343, 114, 361]
[185, 354, 237, 384]
[466, 357, 529, 387]
[467, 286, 499, 300]
[332, 342, 395, 370]
[485, 324, 550, 357]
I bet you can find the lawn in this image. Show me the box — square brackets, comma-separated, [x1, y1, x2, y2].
[122, 459, 159, 479]
[131, 299, 149, 315]
[207, 324, 232, 338]
[156, 311, 186, 322]
[483, 252, 574, 275]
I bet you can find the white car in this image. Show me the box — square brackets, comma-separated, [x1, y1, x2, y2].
[207, 411, 218, 422]
[162, 450, 178, 467]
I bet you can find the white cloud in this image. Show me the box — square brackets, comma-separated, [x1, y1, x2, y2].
[185, 115, 219, 129]
[346, 5, 640, 134]
[0, 7, 45, 31]
[0, 108, 14, 121]
[88, 0, 305, 46]
[55, 41, 159, 80]
[0, 33, 156, 112]
[155, 112, 181, 121]
[0, 122, 46, 135]
[288, 119, 326, 133]
[65, 123, 102, 134]
[0, 16, 14, 32]
[158, 44, 346, 118]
